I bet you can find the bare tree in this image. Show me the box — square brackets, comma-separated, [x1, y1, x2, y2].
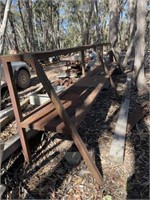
[134, 0, 147, 92]
[0, 0, 12, 54]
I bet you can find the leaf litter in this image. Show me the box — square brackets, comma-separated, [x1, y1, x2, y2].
[1, 66, 149, 199]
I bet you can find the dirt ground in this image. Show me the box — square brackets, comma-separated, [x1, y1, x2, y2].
[1, 61, 149, 200]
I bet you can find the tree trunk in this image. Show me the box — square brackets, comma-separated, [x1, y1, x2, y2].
[24, 0, 35, 51]
[41, 13, 48, 51]
[18, 0, 29, 52]
[0, 0, 12, 54]
[94, 0, 101, 43]
[9, 13, 19, 53]
[83, 1, 94, 45]
[109, 0, 120, 59]
[134, 0, 147, 92]
[122, 0, 136, 68]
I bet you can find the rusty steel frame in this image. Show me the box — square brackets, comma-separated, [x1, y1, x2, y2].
[0, 43, 110, 185]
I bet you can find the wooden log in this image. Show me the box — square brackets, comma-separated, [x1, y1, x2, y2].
[109, 75, 131, 163]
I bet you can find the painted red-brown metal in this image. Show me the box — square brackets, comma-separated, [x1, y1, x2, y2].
[0, 43, 111, 185]
[2, 61, 31, 162]
[0, 43, 110, 63]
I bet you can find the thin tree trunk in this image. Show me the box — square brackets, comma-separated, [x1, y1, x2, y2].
[41, 13, 48, 51]
[33, 10, 41, 51]
[24, 0, 35, 51]
[57, 3, 60, 49]
[76, 13, 84, 45]
[5, 32, 12, 52]
[94, 0, 101, 43]
[9, 13, 19, 53]
[18, 0, 29, 51]
[109, 0, 120, 59]
[15, 25, 25, 44]
[83, 1, 94, 45]
[122, 0, 136, 68]
[134, 0, 147, 92]
[0, 0, 12, 54]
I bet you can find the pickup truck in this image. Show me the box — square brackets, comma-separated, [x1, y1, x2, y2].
[0, 61, 31, 99]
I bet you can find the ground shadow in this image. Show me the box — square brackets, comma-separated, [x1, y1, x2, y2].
[126, 90, 149, 199]
[1, 71, 126, 199]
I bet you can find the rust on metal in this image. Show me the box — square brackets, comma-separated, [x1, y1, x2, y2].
[0, 43, 110, 63]
[2, 62, 31, 162]
[20, 67, 113, 133]
[0, 43, 112, 185]
[29, 55, 104, 185]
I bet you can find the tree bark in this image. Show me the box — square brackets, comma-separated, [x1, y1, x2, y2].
[94, 0, 101, 43]
[0, 0, 12, 54]
[122, 0, 136, 68]
[9, 13, 19, 53]
[134, 0, 147, 92]
[18, 0, 29, 52]
[83, 1, 94, 45]
[109, 0, 120, 58]
[24, 0, 35, 51]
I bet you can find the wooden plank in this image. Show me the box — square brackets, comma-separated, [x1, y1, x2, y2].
[109, 76, 131, 163]
[0, 141, 4, 169]
[0, 85, 43, 128]
[2, 130, 38, 163]
[0, 140, 5, 197]
[81, 50, 85, 76]
[0, 98, 29, 129]
[0, 185, 6, 198]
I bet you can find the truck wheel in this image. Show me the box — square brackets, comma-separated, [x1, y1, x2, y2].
[17, 69, 30, 89]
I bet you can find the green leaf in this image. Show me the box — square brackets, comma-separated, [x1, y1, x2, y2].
[103, 195, 112, 200]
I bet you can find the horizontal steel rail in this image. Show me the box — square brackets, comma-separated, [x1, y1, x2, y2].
[0, 43, 110, 63]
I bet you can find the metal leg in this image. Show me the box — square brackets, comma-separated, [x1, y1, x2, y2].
[29, 55, 103, 185]
[2, 61, 31, 162]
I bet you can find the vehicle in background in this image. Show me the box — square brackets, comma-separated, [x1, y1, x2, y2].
[0, 61, 31, 100]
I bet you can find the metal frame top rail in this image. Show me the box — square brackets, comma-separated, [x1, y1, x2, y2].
[0, 43, 110, 63]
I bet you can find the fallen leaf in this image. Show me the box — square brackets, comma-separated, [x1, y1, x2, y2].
[103, 195, 112, 200]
